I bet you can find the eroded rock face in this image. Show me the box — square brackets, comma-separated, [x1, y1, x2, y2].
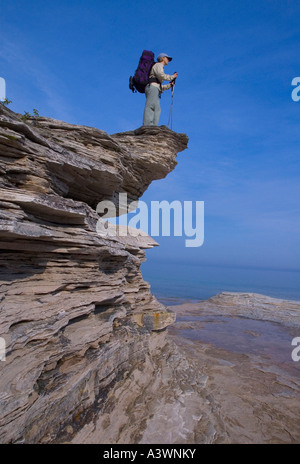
[0, 105, 187, 443]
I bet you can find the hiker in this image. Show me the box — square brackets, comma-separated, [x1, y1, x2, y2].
[143, 53, 178, 126]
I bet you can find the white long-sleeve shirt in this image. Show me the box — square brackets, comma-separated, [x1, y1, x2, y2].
[149, 62, 176, 92]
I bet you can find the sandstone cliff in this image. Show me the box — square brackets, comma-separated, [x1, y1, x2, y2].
[0, 105, 188, 443]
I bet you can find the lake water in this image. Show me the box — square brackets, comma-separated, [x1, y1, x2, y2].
[141, 260, 300, 303]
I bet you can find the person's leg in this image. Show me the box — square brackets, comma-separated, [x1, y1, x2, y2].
[143, 85, 160, 126]
[153, 93, 161, 125]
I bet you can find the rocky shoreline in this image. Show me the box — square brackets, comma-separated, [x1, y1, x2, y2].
[161, 292, 300, 444]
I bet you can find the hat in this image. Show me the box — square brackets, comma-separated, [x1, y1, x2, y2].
[157, 53, 172, 62]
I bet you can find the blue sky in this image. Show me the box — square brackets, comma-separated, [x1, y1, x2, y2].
[1, 0, 300, 275]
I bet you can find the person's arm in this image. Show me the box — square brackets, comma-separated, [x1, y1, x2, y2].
[161, 74, 177, 92]
[161, 83, 172, 91]
[153, 63, 177, 83]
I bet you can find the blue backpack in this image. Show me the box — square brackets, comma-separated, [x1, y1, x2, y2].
[129, 50, 155, 94]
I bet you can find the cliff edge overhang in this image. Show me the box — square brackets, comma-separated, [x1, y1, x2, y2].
[0, 105, 188, 209]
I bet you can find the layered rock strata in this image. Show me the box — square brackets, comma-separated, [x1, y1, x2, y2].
[0, 105, 188, 443]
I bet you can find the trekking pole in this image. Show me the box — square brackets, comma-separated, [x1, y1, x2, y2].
[168, 79, 176, 130]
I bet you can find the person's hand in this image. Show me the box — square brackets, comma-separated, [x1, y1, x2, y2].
[173, 72, 178, 79]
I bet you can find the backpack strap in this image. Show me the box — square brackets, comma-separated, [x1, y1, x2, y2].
[148, 77, 160, 84]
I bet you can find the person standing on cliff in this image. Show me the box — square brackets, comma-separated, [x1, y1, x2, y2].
[143, 53, 178, 126]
